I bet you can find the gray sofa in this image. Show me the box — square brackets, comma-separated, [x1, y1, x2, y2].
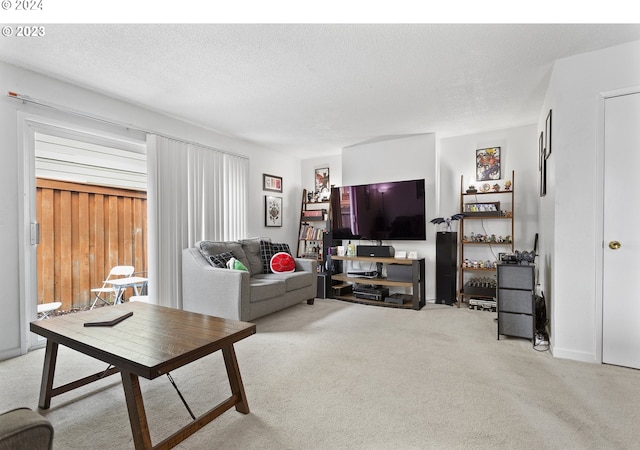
[182, 238, 317, 321]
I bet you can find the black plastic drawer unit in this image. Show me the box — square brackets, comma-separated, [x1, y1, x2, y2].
[497, 264, 535, 342]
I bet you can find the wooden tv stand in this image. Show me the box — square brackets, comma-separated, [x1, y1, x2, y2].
[327, 255, 425, 310]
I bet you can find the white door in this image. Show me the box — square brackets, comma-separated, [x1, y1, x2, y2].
[602, 92, 640, 369]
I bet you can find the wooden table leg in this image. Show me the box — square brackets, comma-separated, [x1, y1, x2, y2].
[222, 345, 250, 414]
[38, 340, 58, 409]
[121, 371, 153, 450]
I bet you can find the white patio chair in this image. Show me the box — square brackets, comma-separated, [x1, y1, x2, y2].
[90, 265, 135, 309]
[37, 302, 62, 320]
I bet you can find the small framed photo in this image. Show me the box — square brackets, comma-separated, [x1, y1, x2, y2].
[315, 167, 330, 193]
[539, 131, 544, 170]
[544, 109, 552, 160]
[263, 173, 282, 192]
[539, 131, 546, 197]
[476, 147, 501, 181]
[265, 195, 282, 227]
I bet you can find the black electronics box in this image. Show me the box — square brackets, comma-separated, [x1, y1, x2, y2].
[332, 283, 352, 297]
[353, 286, 389, 301]
[385, 293, 413, 305]
[386, 264, 413, 282]
[356, 245, 395, 258]
[316, 273, 331, 299]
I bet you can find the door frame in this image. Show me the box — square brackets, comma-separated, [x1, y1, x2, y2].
[18, 110, 146, 352]
[596, 86, 640, 364]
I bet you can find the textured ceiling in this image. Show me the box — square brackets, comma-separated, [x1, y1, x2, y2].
[2, 24, 640, 159]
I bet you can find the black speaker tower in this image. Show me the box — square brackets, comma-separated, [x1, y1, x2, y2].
[436, 232, 457, 305]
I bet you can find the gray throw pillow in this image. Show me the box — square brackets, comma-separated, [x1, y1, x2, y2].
[197, 241, 250, 272]
[239, 237, 269, 276]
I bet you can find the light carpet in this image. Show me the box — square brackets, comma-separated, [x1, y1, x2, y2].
[1, 299, 639, 449]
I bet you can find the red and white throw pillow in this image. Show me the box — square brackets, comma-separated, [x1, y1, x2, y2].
[270, 252, 296, 273]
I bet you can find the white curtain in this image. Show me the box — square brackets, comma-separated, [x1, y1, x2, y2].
[146, 135, 248, 308]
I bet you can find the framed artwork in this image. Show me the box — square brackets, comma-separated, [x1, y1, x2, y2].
[315, 167, 330, 193]
[476, 147, 501, 181]
[264, 195, 282, 227]
[539, 131, 546, 197]
[539, 131, 544, 170]
[544, 109, 552, 159]
[263, 173, 282, 192]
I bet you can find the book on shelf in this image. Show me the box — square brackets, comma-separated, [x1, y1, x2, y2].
[299, 224, 325, 240]
[302, 209, 325, 218]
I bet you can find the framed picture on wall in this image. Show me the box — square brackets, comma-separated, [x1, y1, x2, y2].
[476, 147, 501, 181]
[265, 195, 282, 227]
[544, 109, 552, 159]
[315, 167, 330, 193]
[263, 173, 282, 192]
[539, 131, 546, 197]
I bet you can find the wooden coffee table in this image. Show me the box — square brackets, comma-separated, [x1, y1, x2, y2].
[30, 302, 256, 449]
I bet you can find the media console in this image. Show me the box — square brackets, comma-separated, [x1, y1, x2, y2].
[327, 255, 425, 310]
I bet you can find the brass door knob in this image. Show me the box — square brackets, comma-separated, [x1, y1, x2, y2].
[609, 241, 621, 250]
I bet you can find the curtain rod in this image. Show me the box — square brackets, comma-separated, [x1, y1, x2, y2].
[7, 91, 249, 160]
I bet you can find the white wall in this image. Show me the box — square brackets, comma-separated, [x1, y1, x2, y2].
[540, 40, 640, 362]
[0, 62, 304, 359]
[340, 134, 438, 299]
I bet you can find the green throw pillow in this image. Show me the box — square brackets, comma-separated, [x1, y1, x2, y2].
[227, 257, 248, 271]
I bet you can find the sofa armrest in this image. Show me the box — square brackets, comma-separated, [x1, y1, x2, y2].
[295, 258, 318, 274]
[182, 248, 250, 320]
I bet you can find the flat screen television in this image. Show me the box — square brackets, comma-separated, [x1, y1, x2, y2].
[330, 178, 426, 241]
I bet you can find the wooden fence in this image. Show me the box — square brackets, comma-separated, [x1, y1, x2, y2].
[36, 178, 147, 310]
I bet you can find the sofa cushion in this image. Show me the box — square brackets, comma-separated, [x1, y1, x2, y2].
[260, 240, 292, 273]
[239, 237, 269, 276]
[249, 278, 286, 302]
[197, 241, 250, 272]
[207, 251, 235, 268]
[255, 271, 314, 292]
[270, 252, 296, 273]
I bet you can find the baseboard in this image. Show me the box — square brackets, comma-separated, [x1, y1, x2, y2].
[550, 346, 598, 363]
[0, 346, 23, 361]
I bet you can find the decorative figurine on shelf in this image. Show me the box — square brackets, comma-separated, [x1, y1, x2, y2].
[430, 213, 465, 231]
[318, 187, 330, 201]
[466, 185, 477, 194]
[504, 180, 512, 191]
[492, 183, 501, 192]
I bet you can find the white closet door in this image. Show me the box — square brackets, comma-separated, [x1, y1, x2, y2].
[602, 92, 640, 369]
